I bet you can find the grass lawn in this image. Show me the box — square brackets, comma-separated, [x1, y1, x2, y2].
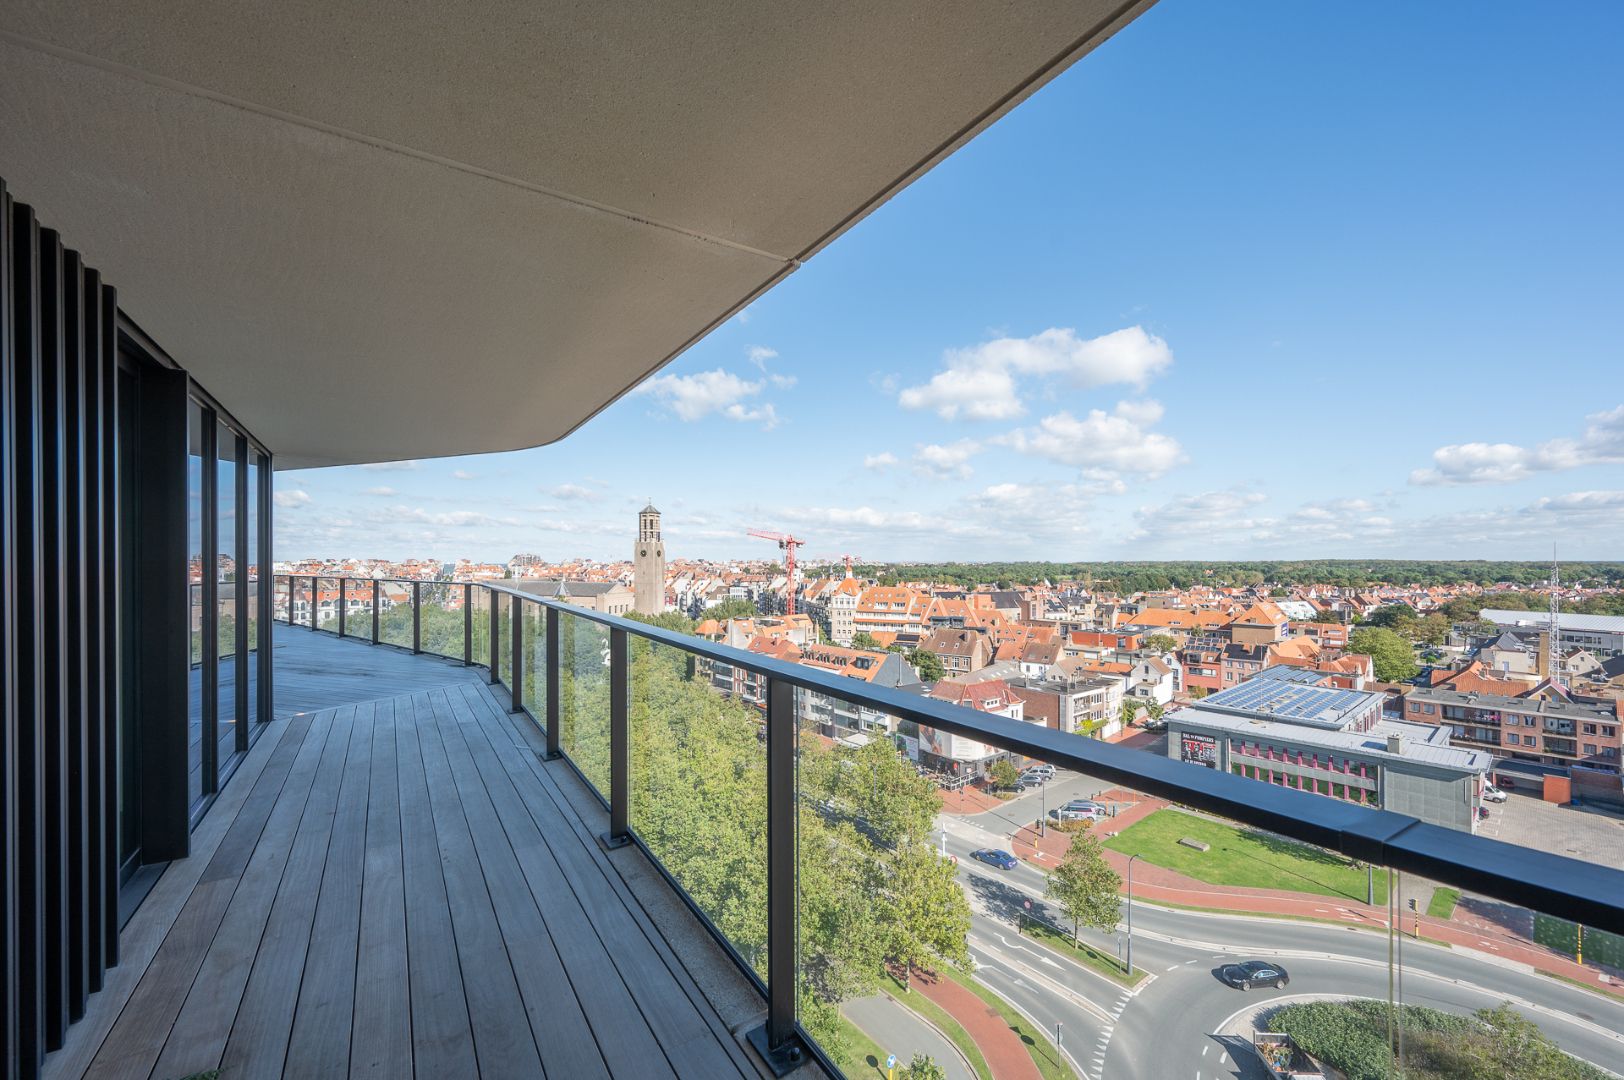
[884, 974, 993, 1080]
[937, 966, 1079, 1080]
[1104, 808, 1390, 904]
[1426, 886, 1460, 919]
[825, 1014, 893, 1080]
[1021, 917, 1146, 986]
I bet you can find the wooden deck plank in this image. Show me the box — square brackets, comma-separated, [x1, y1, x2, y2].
[80, 712, 316, 1079]
[412, 690, 545, 1078]
[281, 703, 375, 1080]
[350, 699, 413, 1080]
[49, 631, 764, 1080]
[40, 718, 293, 1080]
[423, 688, 618, 1080]
[458, 682, 752, 1080]
[148, 709, 336, 1078]
[218, 706, 357, 1080]
[394, 694, 476, 1080]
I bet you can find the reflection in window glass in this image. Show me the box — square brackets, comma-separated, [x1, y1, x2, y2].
[218, 425, 239, 769]
[247, 448, 262, 724]
[187, 399, 205, 806]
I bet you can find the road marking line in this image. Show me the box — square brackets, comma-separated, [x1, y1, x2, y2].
[1220, 1051, 1228, 1064]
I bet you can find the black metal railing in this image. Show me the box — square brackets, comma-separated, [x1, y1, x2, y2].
[272, 575, 1624, 1076]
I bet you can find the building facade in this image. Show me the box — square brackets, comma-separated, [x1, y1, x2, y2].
[633, 502, 666, 615]
[1167, 676, 1490, 831]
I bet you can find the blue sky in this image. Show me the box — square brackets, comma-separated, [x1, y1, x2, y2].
[277, 0, 1624, 565]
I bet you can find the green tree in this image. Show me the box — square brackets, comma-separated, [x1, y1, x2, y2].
[988, 759, 1021, 791]
[1308, 608, 1343, 624]
[881, 842, 971, 991]
[908, 648, 946, 682]
[1144, 634, 1178, 653]
[851, 631, 882, 651]
[900, 1053, 948, 1080]
[1349, 626, 1419, 682]
[702, 598, 759, 622]
[1045, 828, 1122, 950]
[1416, 613, 1451, 646]
[624, 609, 698, 634]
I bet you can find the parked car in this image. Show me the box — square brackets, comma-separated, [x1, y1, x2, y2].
[1023, 763, 1056, 780]
[1219, 960, 1290, 991]
[970, 848, 1019, 870]
[1482, 784, 1508, 803]
[1141, 714, 1167, 731]
[1051, 800, 1108, 823]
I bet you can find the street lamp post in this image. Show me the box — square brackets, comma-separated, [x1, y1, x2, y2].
[1039, 777, 1047, 837]
[1126, 853, 1141, 976]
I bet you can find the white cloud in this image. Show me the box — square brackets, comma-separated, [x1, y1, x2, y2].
[549, 483, 602, 502]
[768, 374, 798, 389]
[1132, 489, 1269, 541]
[390, 506, 519, 528]
[360, 460, 420, 471]
[633, 368, 780, 428]
[1411, 405, 1624, 485]
[274, 489, 312, 509]
[912, 439, 981, 480]
[452, 469, 476, 480]
[363, 486, 397, 497]
[863, 451, 899, 471]
[746, 345, 778, 371]
[999, 400, 1184, 478]
[898, 326, 1172, 421]
[899, 366, 1024, 421]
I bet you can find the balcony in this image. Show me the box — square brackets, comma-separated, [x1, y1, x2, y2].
[46, 625, 795, 1080]
[60, 576, 1624, 1080]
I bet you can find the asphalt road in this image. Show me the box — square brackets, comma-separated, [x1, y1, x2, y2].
[939, 775, 1624, 1080]
[842, 994, 975, 1080]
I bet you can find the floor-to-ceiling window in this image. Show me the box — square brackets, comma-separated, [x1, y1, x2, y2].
[216, 424, 239, 773]
[187, 398, 205, 808]
[247, 448, 263, 734]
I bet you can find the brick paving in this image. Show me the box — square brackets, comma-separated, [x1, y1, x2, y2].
[909, 967, 1043, 1080]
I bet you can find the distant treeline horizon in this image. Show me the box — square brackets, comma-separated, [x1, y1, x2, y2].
[841, 560, 1624, 592]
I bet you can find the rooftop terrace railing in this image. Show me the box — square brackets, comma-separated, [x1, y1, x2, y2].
[272, 575, 1624, 1078]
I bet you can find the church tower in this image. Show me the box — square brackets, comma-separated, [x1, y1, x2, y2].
[634, 502, 666, 615]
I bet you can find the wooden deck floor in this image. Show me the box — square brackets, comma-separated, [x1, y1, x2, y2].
[46, 629, 771, 1080]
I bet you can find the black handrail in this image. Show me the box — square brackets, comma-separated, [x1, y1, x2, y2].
[272, 575, 1624, 1072]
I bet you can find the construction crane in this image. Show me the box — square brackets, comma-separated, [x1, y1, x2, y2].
[748, 529, 806, 615]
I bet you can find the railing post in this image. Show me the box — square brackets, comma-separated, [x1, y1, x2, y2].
[309, 576, 319, 629]
[411, 579, 422, 653]
[510, 598, 524, 714]
[463, 583, 472, 665]
[337, 577, 346, 638]
[371, 579, 380, 643]
[489, 592, 501, 685]
[544, 605, 561, 760]
[749, 675, 807, 1073]
[598, 626, 631, 850]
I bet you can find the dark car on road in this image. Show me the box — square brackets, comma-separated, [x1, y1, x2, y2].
[1219, 960, 1290, 990]
[970, 848, 1018, 870]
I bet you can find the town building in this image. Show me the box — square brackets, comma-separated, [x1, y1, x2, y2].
[510, 578, 635, 616]
[1402, 682, 1622, 793]
[633, 502, 666, 615]
[1480, 610, 1624, 657]
[908, 677, 1026, 780]
[1167, 674, 1491, 831]
[919, 627, 991, 677]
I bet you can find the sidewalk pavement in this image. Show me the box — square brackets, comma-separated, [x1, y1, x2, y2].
[1007, 804, 1624, 1001]
[938, 785, 1006, 816]
[909, 967, 1042, 1080]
